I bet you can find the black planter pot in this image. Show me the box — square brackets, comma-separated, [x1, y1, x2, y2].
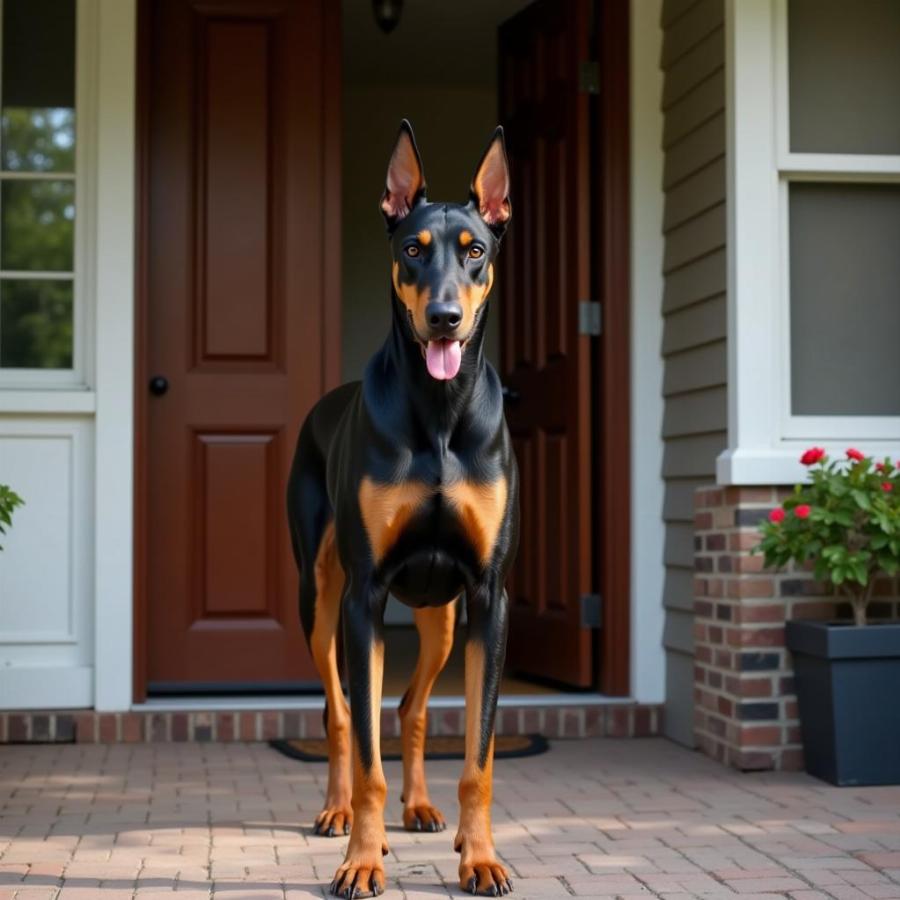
[786, 620, 900, 786]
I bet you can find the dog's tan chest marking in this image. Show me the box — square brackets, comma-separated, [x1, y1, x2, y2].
[359, 478, 432, 564]
[358, 475, 507, 566]
[444, 476, 507, 566]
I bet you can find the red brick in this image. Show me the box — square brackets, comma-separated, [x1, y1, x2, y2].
[261, 712, 280, 740]
[707, 578, 725, 598]
[121, 714, 143, 743]
[695, 511, 713, 530]
[171, 713, 188, 742]
[717, 696, 733, 717]
[544, 708, 559, 736]
[742, 725, 781, 746]
[738, 603, 785, 624]
[735, 749, 776, 770]
[697, 487, 724, 507]
[734, 554, 766, 573]
[730, 531, 760, 551]
[727, 578, 775, 599]
[607, 707, 629, 737]
[791, 600, 837, 620]
[304, 710, 325, 738]
[732, 626, 785, 647]
[584, 706, 604, 737]
[99, 714, 118, 743]
[283, 711, 301, 739]
[8, 714, 29, 742]
[150, 713, 168, 741]
[633, 707, 652, 737]
[737, 677, 774, 698]
[217, 713, 235, 741]
[729, 486, 774, 504]
[237, 712, 256, 741]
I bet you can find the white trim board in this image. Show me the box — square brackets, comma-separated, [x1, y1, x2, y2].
[628, 0, 666, 705]
[92, 0, 137, 711]
[134, 693, 638, 713]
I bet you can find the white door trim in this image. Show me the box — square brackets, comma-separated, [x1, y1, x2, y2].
[93, 0, 137, 711]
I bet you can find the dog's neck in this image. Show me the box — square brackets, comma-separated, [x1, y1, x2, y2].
[368, 291, 491, 440]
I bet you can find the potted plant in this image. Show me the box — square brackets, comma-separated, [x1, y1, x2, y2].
[756, 448, 900, 785]
[0, 483, 24, 550]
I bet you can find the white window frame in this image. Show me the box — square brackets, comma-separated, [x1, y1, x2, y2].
[718, 0, 900, 485]
[0, 0, 96, 393]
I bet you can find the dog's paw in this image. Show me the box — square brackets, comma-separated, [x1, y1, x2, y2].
[455, 835, 512, 896]
[314, 803, 353, 837]
[329, 854, 386, 899]
[403, 801, 447, 833]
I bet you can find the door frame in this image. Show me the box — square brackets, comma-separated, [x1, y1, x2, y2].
[131, 0, 342, 702]
[595, 0, 631, 696]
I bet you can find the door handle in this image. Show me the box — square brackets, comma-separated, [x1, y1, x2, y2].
[149, 375, 169, 396]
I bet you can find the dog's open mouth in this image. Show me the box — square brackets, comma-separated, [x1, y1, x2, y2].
[424, 338, 463, 380]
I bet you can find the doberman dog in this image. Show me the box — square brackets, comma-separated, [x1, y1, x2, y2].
[287, 120, 518, 898]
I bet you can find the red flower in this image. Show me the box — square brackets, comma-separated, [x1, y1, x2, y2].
[883, 482, 894, 493]
[769, 507, 785, 524]
[846, 448, 865, 462]
[876, 462, 885, 472]
[800, 447, 826, 466]
[794, 504, 811, 519]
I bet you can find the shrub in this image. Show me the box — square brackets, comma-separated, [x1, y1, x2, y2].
[0, 484, 24, 551]
[756, 449, 899, 626]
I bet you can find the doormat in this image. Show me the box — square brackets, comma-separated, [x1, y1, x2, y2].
[270, 733, 548, 763]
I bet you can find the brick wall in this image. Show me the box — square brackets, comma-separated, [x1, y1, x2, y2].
[693, 486, 900, 772]
[0, 702, 662, 744]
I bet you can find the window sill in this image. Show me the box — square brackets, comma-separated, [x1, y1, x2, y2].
[717, 443, 900, 486]
[0, 389, 96, 415]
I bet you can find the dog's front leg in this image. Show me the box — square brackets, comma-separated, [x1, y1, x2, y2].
[330, 576, 389, 899]
[455, 578, 512, 896]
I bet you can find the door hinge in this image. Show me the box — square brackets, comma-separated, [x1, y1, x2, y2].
[580, 593, 603, 628]
[578, 300, 602, 336]
[579, 61, 600, 94]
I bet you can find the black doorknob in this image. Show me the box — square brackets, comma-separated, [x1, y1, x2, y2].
[149, 375, 169, 396]
[502, 384, 521, 404]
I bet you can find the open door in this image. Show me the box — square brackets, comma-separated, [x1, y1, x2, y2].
[499, 0, 595, 687]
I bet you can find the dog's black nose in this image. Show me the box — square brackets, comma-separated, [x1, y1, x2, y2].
[426, 301, 463, 335]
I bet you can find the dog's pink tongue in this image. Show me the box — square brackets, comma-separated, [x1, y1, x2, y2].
[425, 339, 462, 380]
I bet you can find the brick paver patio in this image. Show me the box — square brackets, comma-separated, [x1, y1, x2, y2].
[2, 737, 900, 899]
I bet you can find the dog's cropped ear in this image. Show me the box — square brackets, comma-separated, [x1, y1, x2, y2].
[470, 126, 511, 234]
[381, 120, 426, 229]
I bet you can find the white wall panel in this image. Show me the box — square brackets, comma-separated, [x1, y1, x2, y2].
[0, 418, 94, 708]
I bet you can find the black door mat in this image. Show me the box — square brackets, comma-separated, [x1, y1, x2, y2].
[270, 733, 548, 762]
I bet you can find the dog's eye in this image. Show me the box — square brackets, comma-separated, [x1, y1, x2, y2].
[405, 245, 420, 258]
[467, 246, 484, 260]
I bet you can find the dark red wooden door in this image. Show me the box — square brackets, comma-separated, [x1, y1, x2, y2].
[499, 0, 594, 687]
[143, 0, 339, 689]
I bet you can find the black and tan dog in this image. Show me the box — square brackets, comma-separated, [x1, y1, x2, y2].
[287, 120, 518, 898]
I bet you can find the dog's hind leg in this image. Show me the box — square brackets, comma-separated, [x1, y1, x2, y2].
[308, 522, 353, 836]
[399, 602, 456, 832]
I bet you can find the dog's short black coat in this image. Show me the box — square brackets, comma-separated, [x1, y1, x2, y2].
[287, 120, 518, 898]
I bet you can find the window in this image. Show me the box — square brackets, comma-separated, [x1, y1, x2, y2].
[778, 0, 900, 438]
[0, 0, 78, 380]
[719, 0, 900, 485]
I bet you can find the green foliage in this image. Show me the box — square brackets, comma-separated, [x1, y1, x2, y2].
[755, 451, 900, 626]
[0, 484, 24, 551]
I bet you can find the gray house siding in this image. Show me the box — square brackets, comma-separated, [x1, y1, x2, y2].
[659, 0, 728, 746]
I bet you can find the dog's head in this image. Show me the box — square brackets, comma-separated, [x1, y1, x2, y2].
[381, 120, 511, 381]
